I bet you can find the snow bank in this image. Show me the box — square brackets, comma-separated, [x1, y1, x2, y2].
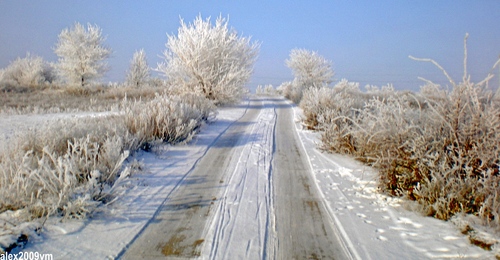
[292, 102, 496, 259]
[10, 101, 248, 259]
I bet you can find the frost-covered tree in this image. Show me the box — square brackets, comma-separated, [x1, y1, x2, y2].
[126, 49, 150, 88]
[0, 53, 55, 88]
[158, 15, 259, 105]
[54, 23, 111, 87]
[286, 49, 334, 89]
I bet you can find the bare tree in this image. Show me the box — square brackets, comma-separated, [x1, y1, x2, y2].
[286, 49, 334, 89]
[126, 49, 150, 88]
[158, 15, 259, 105]
[54, 23, 112, 87]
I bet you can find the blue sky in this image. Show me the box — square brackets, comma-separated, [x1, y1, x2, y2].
[1, 1, 499, 92]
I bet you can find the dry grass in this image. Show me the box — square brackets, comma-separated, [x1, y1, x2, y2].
[0, 85, 216, 252]
[299, 36, 500, 232]
[123, 92, 216, 147]
[0, 115, 132, 220]
[0, 91, 215, 220]
[0, 83, 164, 115]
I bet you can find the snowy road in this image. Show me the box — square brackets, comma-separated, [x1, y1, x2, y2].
[15, 96, 494, 259]
[121, 99, 264, 259]
[120, 97, 350, 259]
[272, 100, 351, 259]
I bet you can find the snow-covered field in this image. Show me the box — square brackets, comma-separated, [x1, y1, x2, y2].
[3, 97, 496, 259]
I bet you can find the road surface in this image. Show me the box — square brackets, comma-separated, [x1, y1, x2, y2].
[120, 97, 351, 259]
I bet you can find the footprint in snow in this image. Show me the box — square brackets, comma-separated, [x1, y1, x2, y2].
[442, 235, 459, 241]
[356, 213, 373, 224]
[356, 213, 367, 218]
[377, 236, 388, 241]
[397, 217, 423, 228]
[373, 207, 387, 212]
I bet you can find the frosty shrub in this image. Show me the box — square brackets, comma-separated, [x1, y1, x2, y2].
[0, 53, 55, 90]
[277, 81, 294, 101]
[279, 79, 308, 104]
[178, 92, 218, 121]
[286, 49, 334, 89]
[403, 49, 500, 222]
[300, 79, 364, 130]
[54, 23, 112, 88]
[256, 84, 275, 96]
[317, 83, 408, 159]
[318, 35, 500, 226]
[264, 84, 275, 95]
[284, 49, 334, 103]
[124, 93, 216, 147]
[125, 49, 150, 88]
[300, 86, 336, 129]
[0, 116, 132, 220]
[0, 93, 215, 225]
[158, 15, 259, 105]
[256, 85, 263, 95]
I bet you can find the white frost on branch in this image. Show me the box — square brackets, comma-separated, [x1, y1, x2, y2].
[0, 53, 55, 88]
[158, 15, 259, 105]
[282, 49, 334, 103]
[126, 49, 150, 88]
[286, 49, 334, 89]
[54, 23, 112, 87]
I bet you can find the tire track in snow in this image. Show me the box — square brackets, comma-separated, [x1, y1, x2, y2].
[119, 99, 259, 259]
[291, 104, 363, 260]
[120, 97, 354, 259]
[272, 97, 353, 259]
[204, 97, 276, 259]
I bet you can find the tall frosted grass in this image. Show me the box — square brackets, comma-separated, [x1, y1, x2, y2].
[124, 93, 216, 147]
[300, 36, 500, 228]
[0, 93, 215, 223]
